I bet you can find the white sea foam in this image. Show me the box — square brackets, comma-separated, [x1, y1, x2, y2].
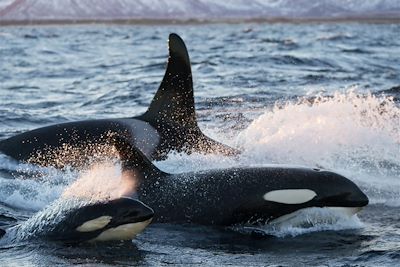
[4, 198, 87, 242]
[237, 91, 399, 167]
[0, 154, 136, 210]
[161, 90, 400, 208]
[0, 158, 73, 211]
[0, 161, 135, 242]
[237, 207, 364, 238]
[237, 91, 400, 203]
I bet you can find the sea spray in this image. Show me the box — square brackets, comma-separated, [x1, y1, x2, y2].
[159, 90, 400, 207]
[1, 160, 137, 242]
[235, 207, 364, 238]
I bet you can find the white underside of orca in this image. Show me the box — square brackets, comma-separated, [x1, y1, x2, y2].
[90, 218, 152, 242]
[76, 216, 112, 232]
[270, 206, 363, 225]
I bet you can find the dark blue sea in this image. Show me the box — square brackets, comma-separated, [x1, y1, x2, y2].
[0, 23, 399, 266]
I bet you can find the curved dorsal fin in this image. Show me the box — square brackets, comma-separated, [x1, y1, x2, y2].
[141, 33, 196, 128]
[140, 33, 239, 157]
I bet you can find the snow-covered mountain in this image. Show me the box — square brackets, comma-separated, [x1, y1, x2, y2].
[0, 0, 399, 22]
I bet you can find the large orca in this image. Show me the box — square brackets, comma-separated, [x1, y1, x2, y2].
[0, 197, 154, 243]
[0, 33, 237, 168]
[113, 137, 369, 225]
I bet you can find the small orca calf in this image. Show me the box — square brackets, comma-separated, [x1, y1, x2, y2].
[113, 137, 369, 225]
[0, 33, 237, 167]
[0, 197, 154, 243]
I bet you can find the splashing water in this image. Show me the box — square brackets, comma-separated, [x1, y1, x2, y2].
[1, 90, 399, 240]
[158, 91, 399, 207]
[165, 91, 399, 180]
[3, 198, 87, 242]
[237, 91, 399, 169]
[232, 91, 399, 205]
[62, 161, 138, 201]
[1, 159, 138, 242]
[237, 207, 364, 238]
[0, 156, 74, 211]
[156, 90, 400, 234]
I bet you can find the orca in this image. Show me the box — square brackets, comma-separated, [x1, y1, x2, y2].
[0, 33, 237, 168]
[113, 137, 369, 226]
[0, 197, 154, 243]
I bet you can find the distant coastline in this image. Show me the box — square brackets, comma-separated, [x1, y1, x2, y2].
[1, 0, 399, 26]
[1, 16, 400, 26]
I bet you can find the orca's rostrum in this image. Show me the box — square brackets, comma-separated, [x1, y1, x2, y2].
[0, 34, 237, 168]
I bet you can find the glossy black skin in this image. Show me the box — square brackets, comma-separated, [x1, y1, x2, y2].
[0, 33, 237, 167]
[114, 137, 369, 226]
[0, 119, 150, 163]
[138, 167, 368, 225]
[0, 117, 194, 165]
[44, 198, 153, 243]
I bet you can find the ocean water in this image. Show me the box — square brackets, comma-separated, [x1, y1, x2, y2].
[0, 23, 399, 266]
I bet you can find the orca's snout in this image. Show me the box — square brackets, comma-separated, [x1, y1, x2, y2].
[338, 178, 369, 208]
[119, 197, 154, 222]
[135, 201, 154, 221]
[346, 188, 369, 208]
[318, 172, 369, 209]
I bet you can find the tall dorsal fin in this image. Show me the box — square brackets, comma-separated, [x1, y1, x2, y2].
[112, 136, 164, 177]
[141, 33, 196, 128]
[140, 33, 239, 157]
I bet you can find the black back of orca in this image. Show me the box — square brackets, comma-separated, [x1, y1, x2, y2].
[0, 33, 237, 167]
[113, 137, 369, 226]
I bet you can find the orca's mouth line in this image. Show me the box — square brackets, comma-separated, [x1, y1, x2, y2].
[116, 213, 154, 225]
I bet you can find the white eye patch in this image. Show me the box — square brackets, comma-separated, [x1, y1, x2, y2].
[263, 189, 317, 204]
[76, 216, 112, 232]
